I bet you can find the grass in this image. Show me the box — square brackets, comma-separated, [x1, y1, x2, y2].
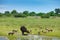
[0, 17, 60, 40]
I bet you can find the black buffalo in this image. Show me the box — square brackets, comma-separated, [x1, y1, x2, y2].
[20, 26, 29, 35]
[45, 28, 53, 32]
[8, 32, 14, 35]
[8, 30, 17, 35]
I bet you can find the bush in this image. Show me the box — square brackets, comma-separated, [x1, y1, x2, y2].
[41, 14, 50, 18]
[14, 14, 27, 18]
[57, 14, 60, 17]
[0, 13, 3, 17]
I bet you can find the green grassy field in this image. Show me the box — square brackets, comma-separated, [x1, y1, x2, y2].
[0, 17, 60, 40]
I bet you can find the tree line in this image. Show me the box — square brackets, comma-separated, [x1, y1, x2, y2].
[0, 8, 60, 18]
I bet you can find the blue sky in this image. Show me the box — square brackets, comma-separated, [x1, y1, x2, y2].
[0, 0, 60, 13]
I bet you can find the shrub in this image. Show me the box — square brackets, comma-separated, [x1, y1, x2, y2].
[14, 14, 27, 18]
[0, 13, 3, 17]
[57, 14, 60, 17]
[41, 14, 50, 18]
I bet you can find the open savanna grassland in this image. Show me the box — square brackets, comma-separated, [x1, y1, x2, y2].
[0, 17, 60, 40]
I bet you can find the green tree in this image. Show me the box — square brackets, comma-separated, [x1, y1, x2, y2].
[11, 10, 18, 14]
[47, 11, 56, 16]
[36, 12, 45, 16]
[29, 12, 36, 16]
[4, 11, 11, 17]
[23, 11, 29, 16]
[11, 10, 18, 17]
[55, 8, 60, 14]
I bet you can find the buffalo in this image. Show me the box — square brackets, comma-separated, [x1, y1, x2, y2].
[45, 28, 53, 32]
[20, 26, 29, 35]
[8, 30, 17, 35]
